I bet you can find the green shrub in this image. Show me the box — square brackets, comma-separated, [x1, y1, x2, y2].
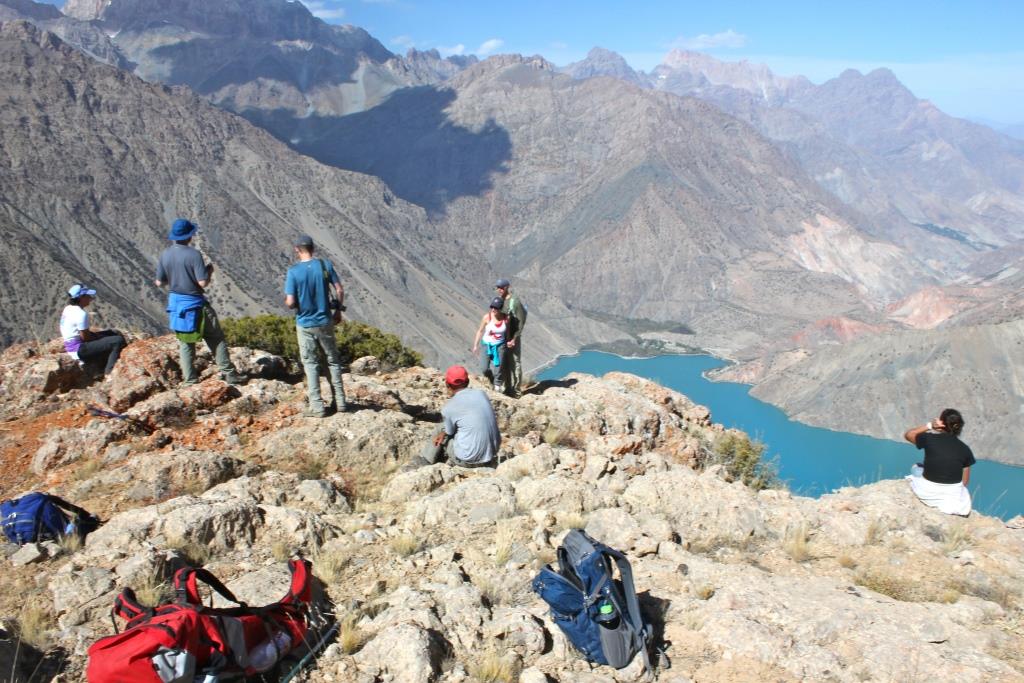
[706, 432, 778, 490]
[221, 315, 422, 370]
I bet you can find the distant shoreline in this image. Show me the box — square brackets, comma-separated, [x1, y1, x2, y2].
[531, 337, 734, 379]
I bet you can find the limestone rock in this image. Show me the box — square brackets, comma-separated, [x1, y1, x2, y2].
[409, 477, 517, 526]
[356, 623, 442, 682]
[11, 542, 44, 566]
[350, 356, 381, 375]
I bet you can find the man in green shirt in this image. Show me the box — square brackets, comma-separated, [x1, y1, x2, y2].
[495, 278, 527, 397]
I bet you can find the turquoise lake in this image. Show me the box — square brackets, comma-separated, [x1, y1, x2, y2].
[538, 351, 1024, 520]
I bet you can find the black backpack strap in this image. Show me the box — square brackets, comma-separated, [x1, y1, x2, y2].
[110, 587, 151, 633]
[174, 567, 246, 607]
[610, 553, 654, 678]
[46, 495, 100, 530]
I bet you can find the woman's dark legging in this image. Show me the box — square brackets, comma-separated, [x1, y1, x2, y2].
[78, 330, 126, 375]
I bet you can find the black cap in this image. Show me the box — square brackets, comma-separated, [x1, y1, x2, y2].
[295, 234, 314, 248]
[490, 296, 505, 309]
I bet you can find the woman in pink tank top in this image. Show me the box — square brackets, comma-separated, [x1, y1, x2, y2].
[473, 297, 509, 392]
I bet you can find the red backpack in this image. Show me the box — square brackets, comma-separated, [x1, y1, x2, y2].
[87, 559, 315, 682]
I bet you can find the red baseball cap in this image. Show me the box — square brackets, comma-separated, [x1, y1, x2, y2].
[444, 365, 469, 387]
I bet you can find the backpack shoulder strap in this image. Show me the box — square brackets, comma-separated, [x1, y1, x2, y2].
[610, 553, 654, 677]
[112, 587, 148, 623]
[174, 567, 246, 607]
[46, 495, 99, 524]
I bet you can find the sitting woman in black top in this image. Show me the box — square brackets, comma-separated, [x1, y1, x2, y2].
[903, 408, 975, 516]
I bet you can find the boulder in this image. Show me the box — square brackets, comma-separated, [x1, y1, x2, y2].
[350, 356, 381, 375]
[514, 475, 617, 515]
[355, 623, 443, 682]
[381, 465, 458, 504]
[49, 566, 115, 614]
[408, 477, 517, 526]
[11, 543, 44, 566]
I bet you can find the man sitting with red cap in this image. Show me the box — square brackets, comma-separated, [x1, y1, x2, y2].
[416, 365, 501, 468]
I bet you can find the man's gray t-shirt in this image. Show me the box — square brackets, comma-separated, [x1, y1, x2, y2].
[442, 388, 501, 464]
[156, 244, 208, 296]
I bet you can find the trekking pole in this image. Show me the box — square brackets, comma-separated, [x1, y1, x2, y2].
[278, 621, 340, 683]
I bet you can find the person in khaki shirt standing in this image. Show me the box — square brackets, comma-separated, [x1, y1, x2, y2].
[494, 278, 526, 397]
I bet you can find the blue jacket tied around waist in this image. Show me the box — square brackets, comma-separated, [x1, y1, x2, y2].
[167, 292, 205, 333]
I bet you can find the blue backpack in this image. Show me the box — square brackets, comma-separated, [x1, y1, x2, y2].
[532, 529, 653, 673]
[1, 492, 99, 544]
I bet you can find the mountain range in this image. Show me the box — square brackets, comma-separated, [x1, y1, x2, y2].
[0, 0, 1021, 462]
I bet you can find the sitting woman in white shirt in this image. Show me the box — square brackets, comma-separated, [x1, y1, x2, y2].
[59, 284, 127, 377]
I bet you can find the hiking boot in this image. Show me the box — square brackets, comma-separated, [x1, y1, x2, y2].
[303, 408, 327, 418]
[223, 372, 247, 386]
[326, 401, 350, 415]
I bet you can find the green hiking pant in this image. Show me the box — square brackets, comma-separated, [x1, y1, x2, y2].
[297, 322, 347, 412]
[178, 304, 237, 384]
[507, 338, 523, 395]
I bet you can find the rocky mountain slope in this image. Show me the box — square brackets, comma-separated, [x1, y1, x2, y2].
[59, 0, 467, 117]
[266, 53, 944, 361]
[0, 20, 625, 367]
[712, 319, 1024, 465]
[601, 48, 1024, 256]
[1, 339, 1022, 682]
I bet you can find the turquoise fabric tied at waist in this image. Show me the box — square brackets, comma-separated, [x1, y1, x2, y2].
[167, 292, 206, 333]
[483, 341, 503, 368]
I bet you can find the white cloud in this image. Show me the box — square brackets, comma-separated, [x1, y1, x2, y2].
[391, 34, 416, 49]
[477, 38, 504, 56]
[670, 29, 747, 51]
[438, 43, 466, 57]
[550, 41, 569, 51]
[300, 1, 346, 21]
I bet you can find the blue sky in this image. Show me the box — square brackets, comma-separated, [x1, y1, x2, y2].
[39, 0, 1024, 124]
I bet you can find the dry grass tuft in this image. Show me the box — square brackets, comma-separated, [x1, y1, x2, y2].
[313, 549, 349, 585]
[942, 521, 973, 555]
[948, 576, 1019, 610]
[555, 511, 588, 532]
[493, 524, 515, 567]
[863, 517, 886, 546]
[680, 610, 705, 631]
[17, 605, 54, 650]
[389, 533, 422, 558]
[475, 576, 506, 607]
[271, 540, 292, 562]
[56, 532, 83, 555]
[837, 553, 857, 569]
[783, 522, 811, 562]
[337, 612, 368, 655]
[168, 537, 212, 567]
[695, 584, 716, 600]
[467, 651, 516, 683]
[542, 426, 579, 448]
[73, 457, 103, 482]
[856, 568, 958, 604]
[135, 571, 172, 608]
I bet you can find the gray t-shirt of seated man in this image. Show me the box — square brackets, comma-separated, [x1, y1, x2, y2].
[442, 388, 501, 464]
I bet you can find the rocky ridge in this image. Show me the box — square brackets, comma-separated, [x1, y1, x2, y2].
[1, 338, 1022, 682]
[0, 20, 625, 369]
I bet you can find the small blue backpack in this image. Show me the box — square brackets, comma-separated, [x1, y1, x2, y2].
[1, 492, 99, 544]
[532, 529, 653, 673]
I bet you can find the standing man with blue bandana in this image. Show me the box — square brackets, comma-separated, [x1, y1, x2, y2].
[155, 218, 244, 386]
[284, 234, 348, 417]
